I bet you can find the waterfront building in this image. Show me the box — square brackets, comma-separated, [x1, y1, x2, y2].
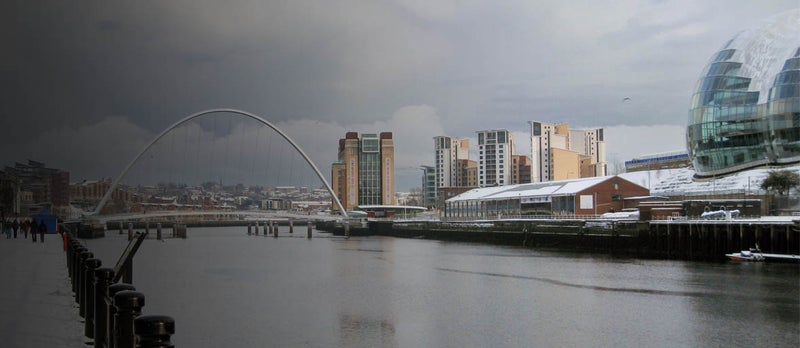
[444, 175, 649, 219]
[3, 160, 70, 215]
[529, 121, 607, 182]
[687, 9, 800, 177]
[625, 151, 691, 173]
[331, 132, 395, 212]
[477, 129, 515, 187]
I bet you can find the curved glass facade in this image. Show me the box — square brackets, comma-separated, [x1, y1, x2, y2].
[687, 10, 800, 177]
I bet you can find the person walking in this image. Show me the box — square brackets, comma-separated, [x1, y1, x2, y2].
[31, 219, 37, 242]
[4, 219, 10, 239]
[12, 218, 19, 239]
[38, 220, 46, 243]
[22, 219, 29, 239]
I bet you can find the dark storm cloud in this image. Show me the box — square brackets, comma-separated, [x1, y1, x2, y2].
[1, 1, 798, 190]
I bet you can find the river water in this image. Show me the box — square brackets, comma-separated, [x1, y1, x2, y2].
[83, 226, 799, 347]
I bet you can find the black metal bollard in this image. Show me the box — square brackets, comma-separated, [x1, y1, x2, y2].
[108, 284, 136, 348]
[71, 246, 86, 293]
[76, 251, 92, 304]
[68, 240, 79, 279]
[114, 290, 145, 348]
[135, 315, 175, 348]
[82, 258, 101, 320]
[67, 238, 76, 273]
[93, 268, 115, 347]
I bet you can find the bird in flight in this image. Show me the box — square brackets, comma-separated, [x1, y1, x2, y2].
[622, 97, 631, 102]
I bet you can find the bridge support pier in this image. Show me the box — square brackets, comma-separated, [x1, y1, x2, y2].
[127, 223, 133, 241]
[289, 219, 294, 234]
[156, 223, 162, 241]
[307, 221, 312, 239]
[119, 222, 123, 235]
[247, 224, 252, 235]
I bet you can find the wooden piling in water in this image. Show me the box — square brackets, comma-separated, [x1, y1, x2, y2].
[289, 219, 294, 234]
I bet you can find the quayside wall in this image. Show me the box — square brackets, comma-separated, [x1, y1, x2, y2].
[317, 219, 800, 261]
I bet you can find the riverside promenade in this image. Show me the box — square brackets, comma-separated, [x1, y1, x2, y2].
[0, 234, 85, 346]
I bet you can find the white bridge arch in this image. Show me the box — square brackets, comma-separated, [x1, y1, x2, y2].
[93, 108, 347, 217]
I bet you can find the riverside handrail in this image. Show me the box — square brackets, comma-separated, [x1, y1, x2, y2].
[63, 225, 175, 347]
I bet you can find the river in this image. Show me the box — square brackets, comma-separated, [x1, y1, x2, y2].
[83, 226, 799, 347]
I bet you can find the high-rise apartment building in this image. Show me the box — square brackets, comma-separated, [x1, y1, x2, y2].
[477, 129, 514, 187]
[529, 121, 606, 182]
[457, 159, 478, 187]
[433, 136, 470, 188]
[511, 155, 532, 184]
[331, 132, 395, 212]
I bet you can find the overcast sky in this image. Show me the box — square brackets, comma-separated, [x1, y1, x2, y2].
[1, 1, 798, 191]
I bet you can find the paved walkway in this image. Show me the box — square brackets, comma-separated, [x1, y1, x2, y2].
[0, 232, 85, 347]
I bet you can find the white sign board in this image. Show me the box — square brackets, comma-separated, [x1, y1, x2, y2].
[579, 195, 593, 209]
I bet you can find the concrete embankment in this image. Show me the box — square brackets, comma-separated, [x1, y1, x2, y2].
[317, 219, 800, 261]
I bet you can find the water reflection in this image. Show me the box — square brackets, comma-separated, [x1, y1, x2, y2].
[339, 314, 396, 347]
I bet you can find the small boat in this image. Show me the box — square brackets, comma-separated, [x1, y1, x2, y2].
[726, 249, 765, 262]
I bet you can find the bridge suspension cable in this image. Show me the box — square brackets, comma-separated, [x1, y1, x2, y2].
[92, 108, 347, 218]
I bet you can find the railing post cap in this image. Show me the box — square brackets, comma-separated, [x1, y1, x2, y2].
[135, 315, 175, 335]
[108, 283, 136, 295]
[85, 258, 102, 268]
[114, 290, 145, 309]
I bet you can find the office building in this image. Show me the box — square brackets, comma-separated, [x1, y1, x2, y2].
[331, 132, 395, 211]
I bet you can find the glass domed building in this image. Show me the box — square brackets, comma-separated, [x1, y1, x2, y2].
[687, 9, 800, 177]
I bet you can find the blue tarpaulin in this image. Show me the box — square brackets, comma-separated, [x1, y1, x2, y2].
[31, 208, 57, 233]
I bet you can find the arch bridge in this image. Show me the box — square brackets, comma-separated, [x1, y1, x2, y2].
[88, 109, 347, 222]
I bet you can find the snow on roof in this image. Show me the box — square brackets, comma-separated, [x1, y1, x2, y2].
[446, 163, 800, 203]
[446, 185, 510, 201]
[617, 163, 800, 195]
[447, 176, 616, 202]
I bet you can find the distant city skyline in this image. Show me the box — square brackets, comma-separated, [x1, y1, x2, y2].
[2, 2, 797, 191]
